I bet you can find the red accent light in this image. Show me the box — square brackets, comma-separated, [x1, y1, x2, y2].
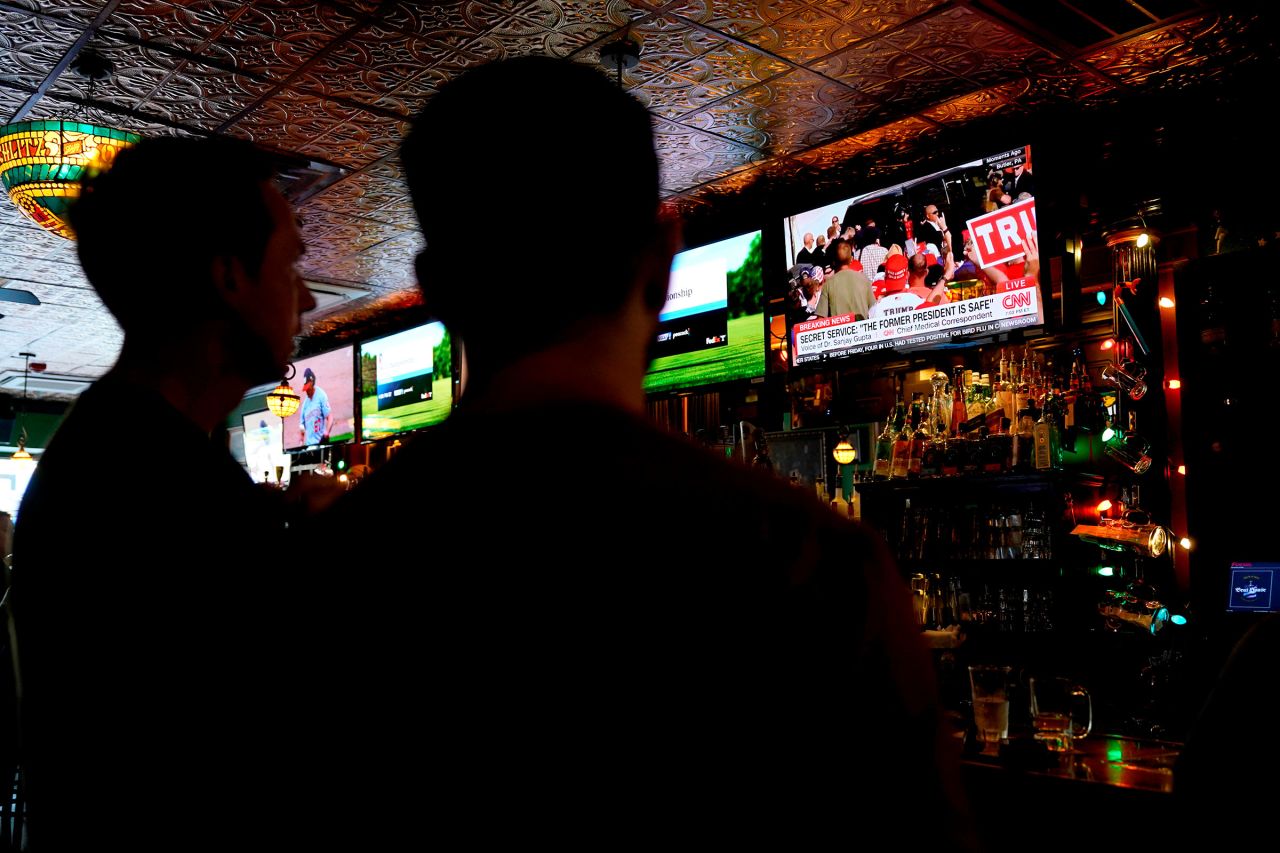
[1097, 499, 1113, 514]
[1101, 339, 1115, 350]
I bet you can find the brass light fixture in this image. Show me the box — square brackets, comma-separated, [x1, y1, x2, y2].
[266, 366, 301, 420]
[832, 436, 856, 465]
[9, 352, 34, 462]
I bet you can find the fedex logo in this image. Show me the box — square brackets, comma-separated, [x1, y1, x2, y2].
[966, 198, 1037, 269]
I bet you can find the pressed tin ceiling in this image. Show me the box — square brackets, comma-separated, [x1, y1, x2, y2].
[0, 0, 1272, 398]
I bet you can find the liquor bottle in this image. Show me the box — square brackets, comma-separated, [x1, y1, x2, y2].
[891, 403, 912, 480]
[1075, 366, 1104, 433]
[1032, 391, 1061, 470]
[1012, 402, 1037, 472]
[951, 366, 967, 437]
[908, 404, 930, 478]
[1015, 349, 1032, 413]
[849, 476, 862, 521]
[831, 483, 850, 517]
[921, 431, 945, 478]
[982, 426, 1010, 474]
[873, 417, 896, 480]
[814, 476, 827, 503]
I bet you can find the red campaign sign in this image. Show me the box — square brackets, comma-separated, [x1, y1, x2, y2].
[965, 197, 1037, 269]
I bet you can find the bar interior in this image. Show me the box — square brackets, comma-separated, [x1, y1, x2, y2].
[1, 1, 1277, 849]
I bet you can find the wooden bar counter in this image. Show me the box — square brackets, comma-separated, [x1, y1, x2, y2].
[960, 734, 1177, 851]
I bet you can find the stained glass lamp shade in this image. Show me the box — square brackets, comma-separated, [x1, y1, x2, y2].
[0, 120, 140, 239]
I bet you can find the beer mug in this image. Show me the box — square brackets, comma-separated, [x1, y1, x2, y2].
[1101, 361, 1148, 401]
[1029, 677, 1091, 752]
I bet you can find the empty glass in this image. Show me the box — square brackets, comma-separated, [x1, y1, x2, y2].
[1029, 677, 1092, 753]
[1101, 361, 1148, 401]
[1105, 429, 1153, 474]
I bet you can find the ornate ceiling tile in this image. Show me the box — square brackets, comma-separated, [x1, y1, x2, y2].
[202, 20, 329, 80]
[661, 1, 766, 38]
[746, 5, 845, 64]
[318, 116, 407, 170]
[822, 0, 939, 41]
[236, 1, 369, 39]
[357, 230, 422, 262]
[222, 92, 359, 149]
[753, 0, 813, 24]
[521, 0, 645, 29]
[697, 40, 790, 90]
[866, 73, 973, 117]
[1080, 13, 1216, 86]
[1020, 58, 1116, 102]
[0, 84, 33, 120]
[10, 0, 108, 27]
[17, 95, 180, 140]
[369, 2, 464, 37]
[920, 79, 1024, 123]
[676, 100, 772, 149]
[311, 27, 439, 83]
[881, 5, 1005, 55]
[812, 39, 928, 91]
[630, 82, 730, 119]
[360, 158, 404, 183]
[106, 0, 239, 48]
[309, 171, 409, 218]
[0, 11, 84, 84]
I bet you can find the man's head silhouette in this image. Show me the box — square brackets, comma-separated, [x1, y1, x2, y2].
[402, 56, 671, 389]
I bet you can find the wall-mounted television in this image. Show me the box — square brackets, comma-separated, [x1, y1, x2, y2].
[782, 144, 1044, 366]
[241, 410, 292, 486]
[282, 345, 356, 451]
[643, 228, 766, 395]
[359, 320, 453, 440]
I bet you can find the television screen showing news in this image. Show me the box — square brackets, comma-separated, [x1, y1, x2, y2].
[781, 144, 1044, 366]
[644, 228, 766, 394]
[282, 345, 356, 451]
[359, 320, 453, 440]
[241, 410, 292, 486]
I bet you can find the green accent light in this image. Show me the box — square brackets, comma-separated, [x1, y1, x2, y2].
[1096, 566, 1115, 577]
[1101, 427, 1116, 442]
[1107, 745, 1124, 762]
[1097, 291, 1107, 306]
[1171, 615, 1187, 626]
[337, 459, 346, 470]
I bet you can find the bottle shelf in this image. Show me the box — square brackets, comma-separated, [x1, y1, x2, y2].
[857, 470, 1104, 495]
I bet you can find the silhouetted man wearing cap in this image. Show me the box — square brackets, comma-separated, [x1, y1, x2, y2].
[12, 137, 323, 852]
[320, 55, 973, 848]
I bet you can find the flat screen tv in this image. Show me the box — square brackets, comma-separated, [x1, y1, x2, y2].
[1226, 563, 1279, 613]
[359, 320, 453, 440]
[643, 228, 766, 395]
[782, 144, 1044, 366]
[240, 410, 292, 486]
[282, 345, 356, 451]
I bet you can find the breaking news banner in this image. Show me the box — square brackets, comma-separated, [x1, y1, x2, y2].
[983, 146, 1027, 171]
[791, 279, 1041, 363]
[966, 197, 1036, 270]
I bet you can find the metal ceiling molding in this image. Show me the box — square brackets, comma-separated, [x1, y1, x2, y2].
[0, 0, 1270, 396]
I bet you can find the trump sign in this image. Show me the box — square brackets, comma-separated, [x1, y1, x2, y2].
[966, 197, 1037, 269]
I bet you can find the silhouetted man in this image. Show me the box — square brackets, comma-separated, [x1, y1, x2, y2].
[12, 137, 319, 851]
[322, 55, 972, 847]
